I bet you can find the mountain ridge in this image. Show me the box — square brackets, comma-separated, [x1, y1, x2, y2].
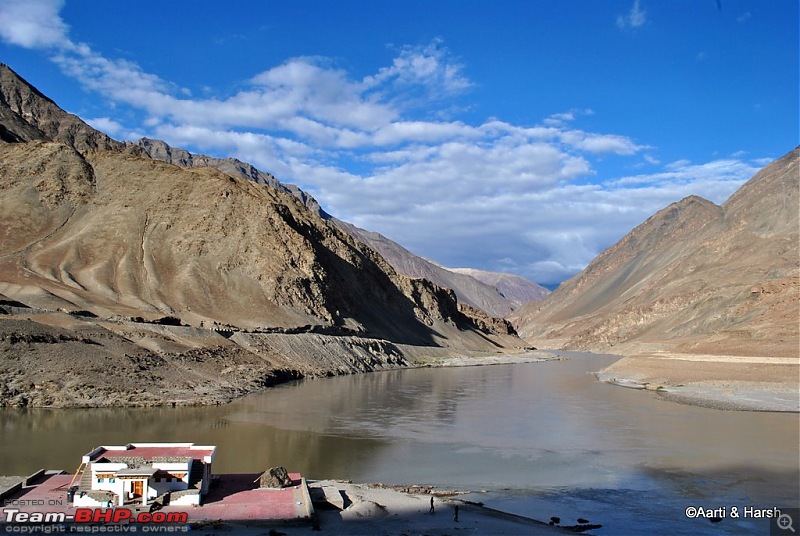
[0, 62, 130, 153]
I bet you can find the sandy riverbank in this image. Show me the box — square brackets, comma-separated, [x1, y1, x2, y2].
[418, 349, 562, 368]
[596, 352, 799, 412]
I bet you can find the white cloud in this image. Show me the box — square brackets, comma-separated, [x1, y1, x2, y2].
[666, 158, 692, 169]
[543, 109, 594, 127]
[328, 153, 760, 285]
[617, 0, 647, 29]
[609, 158, 760, 202]
[560, 131, 645, 155]
[0, 0, 70, 49]
[364, 39, 471, 102]
[84, 117, 122, 135]
[1, 1, 769, 286]
[372, 121, 476, 146]
[50, 47, 178, 115]
[545, 112, 575, 126]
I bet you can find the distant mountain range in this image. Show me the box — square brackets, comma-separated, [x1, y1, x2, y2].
[511, 147, 799, 359]
[450, 268, 550, 306]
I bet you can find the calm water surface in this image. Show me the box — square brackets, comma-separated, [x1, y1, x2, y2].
[1, 352, 797, 534]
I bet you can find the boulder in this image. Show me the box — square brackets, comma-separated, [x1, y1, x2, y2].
[259, 466, 293, 488]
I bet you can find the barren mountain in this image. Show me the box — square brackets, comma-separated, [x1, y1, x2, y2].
[135, 138, 540, 318]
[511, 148, 799, 394]
[450, 268, 550, 306]
[0, 63, 523, 407]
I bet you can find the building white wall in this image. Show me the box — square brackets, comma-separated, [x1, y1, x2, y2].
[148, 461, 191, 497]
[90, 463, 126, 506]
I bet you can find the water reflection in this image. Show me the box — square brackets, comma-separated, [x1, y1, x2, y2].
[1, 353, 797, 534]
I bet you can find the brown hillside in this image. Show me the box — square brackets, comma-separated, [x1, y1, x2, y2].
[334, 220, 530, 317]
[0, 141, 466, 343]
[0, 63, 524, 407]
[512, 148, 799, 359]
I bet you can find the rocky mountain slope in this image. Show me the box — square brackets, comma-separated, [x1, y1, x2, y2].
[134, 137, 326, 217]
[315, 220, 539, 317]
[135, 138, 545, 317]
[0, 64, 127, 152]
[511, 148, 799, 359]
[0, 63, 524, 407]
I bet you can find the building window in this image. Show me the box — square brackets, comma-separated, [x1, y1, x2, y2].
[109, 478, 116, 483]
[97, 478, 104, 483]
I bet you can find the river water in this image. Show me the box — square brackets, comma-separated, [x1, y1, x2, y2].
[1, 352, 797, 534]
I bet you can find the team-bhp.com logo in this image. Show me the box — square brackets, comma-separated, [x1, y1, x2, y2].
[4, 507, 188, 524]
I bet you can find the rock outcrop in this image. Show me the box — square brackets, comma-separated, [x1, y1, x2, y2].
[0, 63, 129, 153]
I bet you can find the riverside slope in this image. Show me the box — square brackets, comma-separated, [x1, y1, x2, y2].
[511, 148, 799, 410]
[0, 63, 524, 407]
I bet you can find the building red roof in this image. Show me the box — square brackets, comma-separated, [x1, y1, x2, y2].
[89, 443, 215, 462]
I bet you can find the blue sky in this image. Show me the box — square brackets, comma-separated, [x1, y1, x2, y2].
[0, 0, 797, 285]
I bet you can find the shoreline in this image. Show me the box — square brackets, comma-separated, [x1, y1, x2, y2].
[0, 348, 564, 410]
[594, 352, 800, 412]
[412, 349, 562, 368]
[4, 345, 795, 412]
[468, 349, 800, 413]
[599, 374, 800, 412]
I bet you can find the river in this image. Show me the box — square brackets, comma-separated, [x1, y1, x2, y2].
[1, 352, 797, 534]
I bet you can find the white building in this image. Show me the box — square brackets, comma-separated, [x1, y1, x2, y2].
[72, 443, 215, 508]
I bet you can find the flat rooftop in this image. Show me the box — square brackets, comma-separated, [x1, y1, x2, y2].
[90, 444, 215, 462]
